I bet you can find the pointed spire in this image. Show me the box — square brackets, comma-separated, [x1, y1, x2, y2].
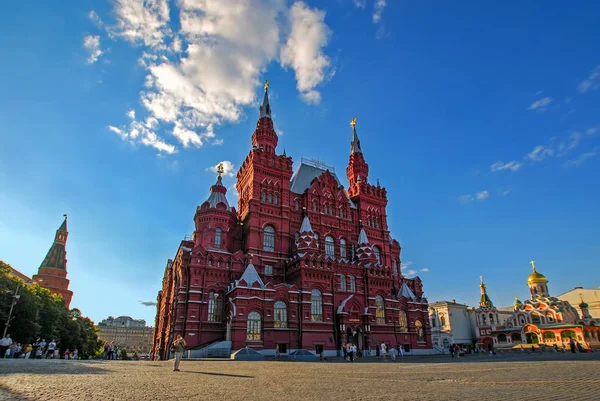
[297, 210, 317, 252]
[59, 214, 67, 232]
[300, 215, 313, 233]
[350, 117, 362, 153]
[39, 215, 69, 271]
[202, 163, 231, 210]
[259, 79, 271, 119]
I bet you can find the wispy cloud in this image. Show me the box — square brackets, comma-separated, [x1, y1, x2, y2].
[206, 160, 236, 177]
[500, 189, 511, 196]
[83, 35, 103, 64]
[373, 0, 387, 23]
[528, 96, 553, 112]
[564, 148, 599, 168]
[458, 190, 489, 204]
[526, 144, 555, 161]
[138, 300, 157, 306]
[577, 65, 600, 93]
[98, 0, 334, 155]
[490, 161, 521, 173]
[88, 10, 104, 27]
[400, 261, 412, 271]
[405, 269, 417, 276]
[420, 268, 430, 272]
[353, 0, 366, 8]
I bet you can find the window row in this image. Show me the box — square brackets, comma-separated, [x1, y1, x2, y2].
[261, 192, 279, 205]
[339, 275, 357, 292]
[246, 301, 289, 340]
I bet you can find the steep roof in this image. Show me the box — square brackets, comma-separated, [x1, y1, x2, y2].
[39, 216, 68, 271]
[236, 263, 264, 288]
[203, 175, 232, 211]
[399, 282, 416, 300]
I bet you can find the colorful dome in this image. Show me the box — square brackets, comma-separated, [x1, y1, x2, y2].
[527, 269, 548, 284]
[579, 300, 589, 308]
[514, 297, 522, 305]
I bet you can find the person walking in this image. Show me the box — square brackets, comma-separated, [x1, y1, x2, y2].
[449, 344, 455, 358]
[172, 335, 186, 371]
[0, 334, 12, 359]
[381, 342, 387, 361]
[47, 339, 56, 359]
[389, 345, 397, 361]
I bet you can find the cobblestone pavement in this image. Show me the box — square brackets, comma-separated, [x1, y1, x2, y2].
[1, 352, 599, 400]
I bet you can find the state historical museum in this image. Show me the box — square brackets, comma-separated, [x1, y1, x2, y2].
[152, 83, 431, 359]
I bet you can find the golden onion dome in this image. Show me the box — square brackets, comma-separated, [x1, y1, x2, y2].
[527, 269, 548, 284]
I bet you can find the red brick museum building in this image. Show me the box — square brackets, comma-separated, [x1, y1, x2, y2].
[152, 83, 431, 358]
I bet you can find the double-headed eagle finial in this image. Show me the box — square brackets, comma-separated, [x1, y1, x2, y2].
[350, 117, 357, 129]
[264, 79, 269, 93]
[217, 162, 224, 177]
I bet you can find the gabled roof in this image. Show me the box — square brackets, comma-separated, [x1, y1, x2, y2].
[399, 282, 416, 300]
[289, 160, 357, 209]
[236, 263, 264, 288]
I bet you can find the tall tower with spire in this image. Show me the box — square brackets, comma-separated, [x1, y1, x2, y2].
[346, 118, 369, 187]
[251, 80, 278, 154]
[32, 215, 73, 308]
[479, 276, 494, 308]
[527, 260, 549, 299]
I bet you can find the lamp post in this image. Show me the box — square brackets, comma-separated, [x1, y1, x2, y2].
[3, 284, 21, 338]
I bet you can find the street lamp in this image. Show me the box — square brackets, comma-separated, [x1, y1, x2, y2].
[3, 284, 20, 338]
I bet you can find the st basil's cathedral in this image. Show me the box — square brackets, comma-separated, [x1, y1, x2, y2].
[152, 82, 431, 359]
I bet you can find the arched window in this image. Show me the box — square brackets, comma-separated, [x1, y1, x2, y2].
[325, 236, 335, 258]
[208, 291, 222, 322]
[314, 233, 319, 249]
[340, 239, 347, 259]
[498, 334, 508, 343]
[339, 208, 344, 218]
[531, 313, 542, 325]
[311, 289, 322, 322]
[268, 193, 273, 203]
[214, 228, 222, 248]
[246, 312, 261, 340]
[295, 200, 300, 210]
[546, 314, 554, 323]
[440, 316, 446, 326]
[274, 301, 287, 328]
[351, 243, 356, 260]
[263, 225, 275, 251]
[489, 313, 494, 324]
[340, 274, 346, 291]
[482, 314, 487, 324]
[312, 201, 318, 212]
[398, 311, 408, 331]
[415, 320, 425, 342]
[349, 276, 356, 292]
[544, 331, 556, 340]
[375, 295, 385, 324]
[274, 194, 278, 205]
[294, 232, 299, 244]
[373, 246, 381, 264]
[393, 260, 398, 275]
[261, 192, 266, 202]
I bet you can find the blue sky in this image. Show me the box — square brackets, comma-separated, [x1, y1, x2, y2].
[0, 1, 599, 325]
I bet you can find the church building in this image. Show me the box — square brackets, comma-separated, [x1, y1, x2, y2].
[152, 82, 431, 359]
[32, 215, 73, 308]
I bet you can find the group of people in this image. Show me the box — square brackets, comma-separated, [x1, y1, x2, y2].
[103, 341, 121, 360]
[340, 342, 405, 362]
[0, 335, 69, 359]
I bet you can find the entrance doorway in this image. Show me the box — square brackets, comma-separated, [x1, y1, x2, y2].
[526, 332, 539, 344]
[346, 327, 364, 351]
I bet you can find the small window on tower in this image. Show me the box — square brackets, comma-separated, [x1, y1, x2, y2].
[295, 200, 300, 210]
[264, 265, 273, 276]
[261, 192, 266, 202]
[274, 194, 278, 205]
[268, 193, 273, 203]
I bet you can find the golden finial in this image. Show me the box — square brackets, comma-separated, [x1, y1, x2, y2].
[350, 117, 357, 129]
[530, 260, 536, 272]
[217, 162, 224, 176]
[264, 79, 269, 92]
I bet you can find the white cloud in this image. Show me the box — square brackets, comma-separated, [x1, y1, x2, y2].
[83, 35, 103, 64]
[557, 132, 582, 156]
[212, 138, 224, 146]
[577, 65, 600, 93]
[280, 2, 332, 104]
[420, 268, 429, 272]
[458, 190, 489, 204]
[490, 160, 521, 172]
[353, 0, 367, 8]
[527, 96, 553, 112]
[126, 110, 136, 120]
[108, 117, 177, 154]
[109, 0, 171, 48]
[88, 10, 104, 27]
[206, 160, 236, 177]
[373, 0, 387, 23]
[103, 0, 334, 155]
[587, 127, 598, 137]
[564, 148, 599, 168]
[501, 189, 511, 196]
[400, 261, 412, 270]
[475, 190, 489, 201]
[405, 269, 417, 276]
[526, 145, 554, 161]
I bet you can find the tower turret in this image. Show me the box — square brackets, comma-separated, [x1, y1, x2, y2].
[32, 215, 73, 308]
[527, 260, 549, 299]
[478, 276, 494, 308]
[251, 80, 278, 154]
[346, 117, 369, 187]
[579, 294, 592, 319]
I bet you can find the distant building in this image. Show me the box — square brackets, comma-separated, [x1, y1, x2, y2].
[493, 262, 600, 349]
[558, 287, 600, 321]
[32, 215, 73, 308]
[97, 316, 154, 354]
[428, 300, 473, 351]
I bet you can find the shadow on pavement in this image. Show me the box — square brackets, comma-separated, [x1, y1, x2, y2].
[181, 371, 253, 378]
[0, 385, 30, 401]
[0, 360, 108, 375]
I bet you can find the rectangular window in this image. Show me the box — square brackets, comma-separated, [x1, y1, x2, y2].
[264, 265, 273, 275]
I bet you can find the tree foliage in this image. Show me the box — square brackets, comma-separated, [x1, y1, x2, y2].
[0, 260, 103, 359]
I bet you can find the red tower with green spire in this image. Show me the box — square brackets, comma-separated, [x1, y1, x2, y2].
[32, 215, 73, 308]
